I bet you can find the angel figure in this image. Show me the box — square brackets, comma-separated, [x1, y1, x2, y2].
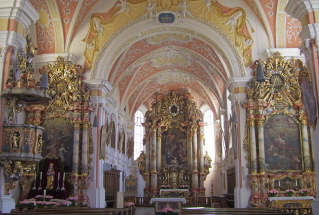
[224, 11, 242, 31]
[203, 0, 216, 11]
[93, 17, 104, 36]
[116, 0, 130, 15]
[144, 2, 156, 18]
[179, 1, 190, 17]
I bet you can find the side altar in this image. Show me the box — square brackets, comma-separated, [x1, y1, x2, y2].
[268, 196, 314, 214]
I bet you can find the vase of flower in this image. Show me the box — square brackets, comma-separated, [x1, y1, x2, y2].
[300, 189, 309, 196]
[286, 189, 295, 197]
[269, 189, 279, 197]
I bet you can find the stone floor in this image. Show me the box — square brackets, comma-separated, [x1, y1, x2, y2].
[135, 207, 155, 215]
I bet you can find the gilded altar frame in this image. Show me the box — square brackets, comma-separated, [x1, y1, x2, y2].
[243, 52, 317, 207]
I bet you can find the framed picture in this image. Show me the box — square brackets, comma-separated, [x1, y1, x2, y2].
[264, 114, 302, 172]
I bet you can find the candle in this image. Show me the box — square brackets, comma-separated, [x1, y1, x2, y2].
[58, 172, 60, 181]
[63, 173, 65, 181]
[279, 181, 280, 187]
[40, 172, 42, 180]
[296, 180, 298, 186]
[44, 190, 46, 198]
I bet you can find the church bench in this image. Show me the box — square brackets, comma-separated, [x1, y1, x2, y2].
[10, 207, 134, 215]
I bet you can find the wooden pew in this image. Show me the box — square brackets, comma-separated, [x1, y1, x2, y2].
[9, 206, 135, 215]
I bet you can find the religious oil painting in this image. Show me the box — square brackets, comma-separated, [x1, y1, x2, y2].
[42, 118, 74, 172]
[264, 115, 302, 172]
[162, 128, 187, 167]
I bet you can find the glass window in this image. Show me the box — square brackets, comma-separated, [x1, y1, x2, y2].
[134, 110, 144, 160]
[204, 110, 215, 161]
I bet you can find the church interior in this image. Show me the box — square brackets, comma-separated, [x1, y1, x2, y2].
[0, 0, 319, 214]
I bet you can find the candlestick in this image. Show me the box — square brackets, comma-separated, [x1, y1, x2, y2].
[61, 173, 65, 190]
[56, 172, 61, 190]
[32, 173, 36, 190]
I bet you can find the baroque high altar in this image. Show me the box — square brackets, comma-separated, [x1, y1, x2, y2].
[136, 91, 211, 197]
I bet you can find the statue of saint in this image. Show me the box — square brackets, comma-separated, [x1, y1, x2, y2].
[204, 151, 212, 173]
[46, 163, 55, 189]
[136, 151, 146, 174]
[11, 132, 20, 150]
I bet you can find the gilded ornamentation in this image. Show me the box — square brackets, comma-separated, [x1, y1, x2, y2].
[244, 52, 317, 207]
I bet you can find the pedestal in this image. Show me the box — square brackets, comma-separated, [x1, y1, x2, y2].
[116, 191, 124, 208]
[0, 195, 16, 213]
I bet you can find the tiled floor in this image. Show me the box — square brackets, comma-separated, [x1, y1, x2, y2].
[135, 207, 155, 215]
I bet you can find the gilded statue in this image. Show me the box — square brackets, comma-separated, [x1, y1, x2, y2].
[136, 151, 146, 174]
[11, 131, 20, 150]
[204, 151, 212, 173]
[46, 163, 55, 189]
[5, 67, 16, 87]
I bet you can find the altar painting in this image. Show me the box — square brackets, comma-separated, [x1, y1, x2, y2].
[162, 128, 187, 167]
[42, 118, 74, 172]
[264, 115, 302, 171]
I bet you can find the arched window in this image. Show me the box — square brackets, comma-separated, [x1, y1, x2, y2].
[134, 110, 144, 160]
[204, 110, 215, 161]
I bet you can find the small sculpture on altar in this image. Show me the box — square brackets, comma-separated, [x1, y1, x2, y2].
[37, 134, 43, 153]
[204, 151, 212, 173]
[6, 67, 16, 87]
[136, 151, 146, 174]
[46, 163, 55, 189]
[11, 131, 20, 150]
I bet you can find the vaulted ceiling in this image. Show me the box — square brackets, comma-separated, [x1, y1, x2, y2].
[28, 0, 302, 119]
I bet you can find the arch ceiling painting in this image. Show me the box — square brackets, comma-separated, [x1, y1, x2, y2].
[29, 0, 302, 119]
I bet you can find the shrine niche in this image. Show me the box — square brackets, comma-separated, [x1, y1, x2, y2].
[139, 91, 210, 197]
[243, 52, 317, 208]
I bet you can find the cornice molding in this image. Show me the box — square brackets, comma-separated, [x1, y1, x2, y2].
[0, 31, 25, 48]
[0, 0, 39, 28]
[285, 0, 319, 21]
[266, 48, 305, 62]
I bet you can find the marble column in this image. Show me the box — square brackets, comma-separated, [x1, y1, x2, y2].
[257, 118, 266, 174]
[150, 126, 158, 193]
[191, 124, 198, 188]
[156, 127, 162, 172]
[301, 117, 311, 172]
[187, 129, 193, 172]
[249, 119, 257, 174]
[73, 125, 80, 173]
[199, 123, 205, 174]
[82, 123, 89, 174]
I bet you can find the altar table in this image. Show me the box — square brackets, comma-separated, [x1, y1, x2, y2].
[151, 198, 186, 215]
[268, 196, 314, 214]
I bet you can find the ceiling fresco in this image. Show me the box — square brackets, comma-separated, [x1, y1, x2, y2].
[29, 0, 302, 119]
